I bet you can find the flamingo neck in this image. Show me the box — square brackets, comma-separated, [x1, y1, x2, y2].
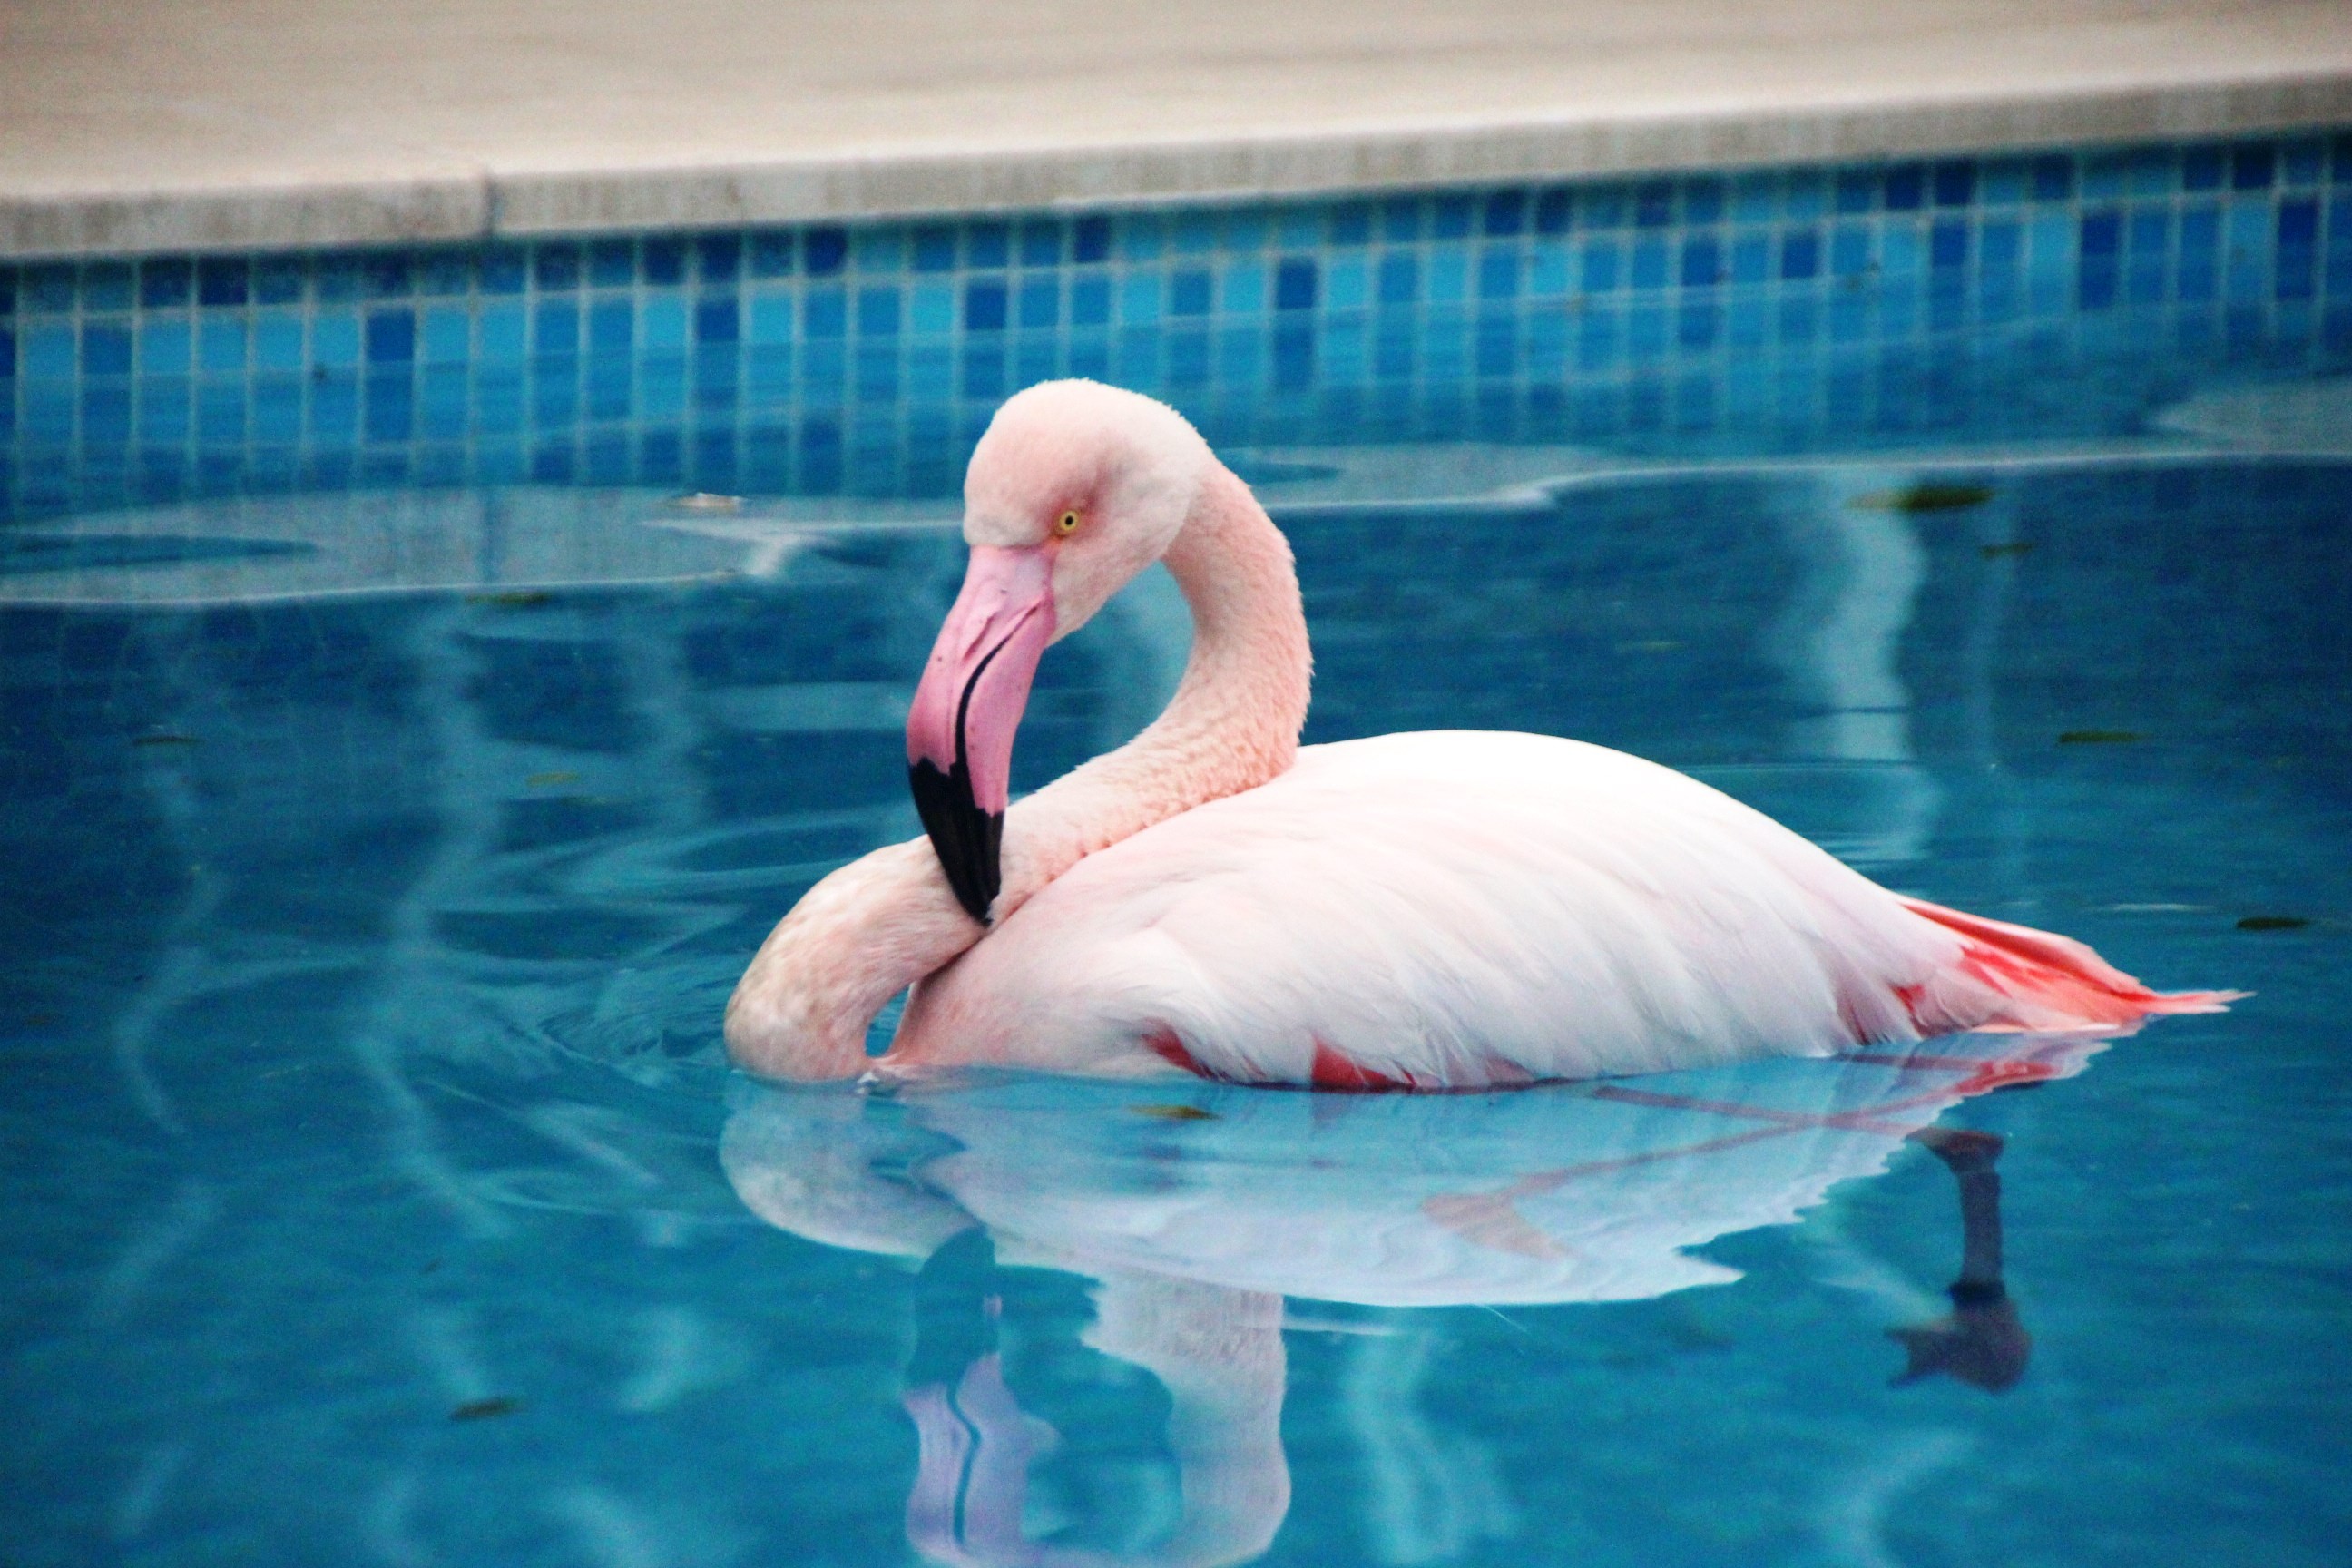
[998, 459, 1312, 904]
[723, 460, 1309, 1081]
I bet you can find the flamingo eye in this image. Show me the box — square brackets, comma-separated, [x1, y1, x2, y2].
[1054, 510, 1082, 536]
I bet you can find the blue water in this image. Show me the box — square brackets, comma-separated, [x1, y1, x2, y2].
[3, 436, 2348, 1565]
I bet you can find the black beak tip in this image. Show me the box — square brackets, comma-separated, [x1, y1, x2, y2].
[909, 759, 1003, 923]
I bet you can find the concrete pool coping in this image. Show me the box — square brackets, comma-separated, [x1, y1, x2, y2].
[5, 0, 2352, 260]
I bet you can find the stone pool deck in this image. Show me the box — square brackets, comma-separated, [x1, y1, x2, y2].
[5, 0, 2350, 259]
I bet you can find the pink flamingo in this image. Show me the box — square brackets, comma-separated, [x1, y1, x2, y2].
[724, 381, 2234, 1088]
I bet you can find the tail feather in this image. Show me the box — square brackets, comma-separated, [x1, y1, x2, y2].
[1893, 897, 2245, 1035]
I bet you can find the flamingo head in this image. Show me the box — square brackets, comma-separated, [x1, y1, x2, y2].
[906, 381, 1212, 921]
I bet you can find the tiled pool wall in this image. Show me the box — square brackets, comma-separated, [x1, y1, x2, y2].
[4, 132, 2351, 520]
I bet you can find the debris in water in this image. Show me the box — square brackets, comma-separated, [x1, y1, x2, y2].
[2058, 730, 2144, 745]
[1850, 483, 1995, 514]
[671, 493, 743, 512]
[449, 1396, 521, 1422]
[132, 734, 201, 748]
[1978, 541, 2035, 559]
[2237, 916, 2310, 931]
[1130, 1103, 1218, 1122]
[526, 770, 582, 789]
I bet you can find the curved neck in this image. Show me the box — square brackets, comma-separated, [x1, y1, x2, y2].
[999, 461, 1312, 906]
[725, 462, 1310, 1081]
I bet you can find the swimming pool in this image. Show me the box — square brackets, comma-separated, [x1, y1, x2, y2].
[4, 137, 2350, 1566]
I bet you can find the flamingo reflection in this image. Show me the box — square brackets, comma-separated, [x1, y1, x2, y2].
[723, 1036, 2089, 1565]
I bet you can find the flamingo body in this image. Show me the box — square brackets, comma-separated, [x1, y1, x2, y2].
[895, 731, 2226, 1086]
[724, 379, 2233, 1087]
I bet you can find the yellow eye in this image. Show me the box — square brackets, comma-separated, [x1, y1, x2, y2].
[1054, 510, 1081, 535]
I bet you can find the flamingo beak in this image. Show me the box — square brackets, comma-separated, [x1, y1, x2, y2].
[906, 544, 1056, 922]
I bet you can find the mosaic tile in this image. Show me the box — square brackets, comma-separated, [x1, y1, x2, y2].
[5, 132, 2352, 517]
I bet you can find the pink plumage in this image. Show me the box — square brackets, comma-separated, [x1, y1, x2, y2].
[724, 381, 2236, 1087]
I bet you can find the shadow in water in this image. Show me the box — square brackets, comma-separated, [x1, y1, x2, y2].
[723, 1035, 2091, 1566]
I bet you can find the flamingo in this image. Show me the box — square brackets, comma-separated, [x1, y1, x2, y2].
[723, 380, 2233, 1087]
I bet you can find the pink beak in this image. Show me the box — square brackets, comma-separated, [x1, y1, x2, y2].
[906, 544, 1056, 921]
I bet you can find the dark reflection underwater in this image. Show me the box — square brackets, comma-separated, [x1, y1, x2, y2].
[2, 446, 2348, 1564]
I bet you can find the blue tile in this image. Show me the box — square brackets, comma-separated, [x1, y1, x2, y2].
[1633, 182, 1674, 228]
[140, 259, 191, 309]
[589, 299, 633, 354]
[1327, 203, 1373, 246]
[0, 326, 13, 379]
[1170, 270, 1213, 316]
[2031, 155, 2073, 201]
[2279, 197, 2320, 248]
[139, 318, 191, 376]
[1433, 195, 1475, 239]
[1930, 220, 1968, 269]
[643, 238, 688, 286]
[803, 289, 847, 338]
[700, 296, 743, 343]
[81, 322, 132, 376]
[1834, 171, 1877, 213]
[1222, 211, 1268, 252]
[24, 265, 75, 313]
[1483, 190, 1527, 236]
[479, 247, 527, 295]
[1780, 230, 1820, 280]
[1730, 232, 1770, 284]
[1885, 164, 1926, 211]
[1829, 227, 1871, 277]
[588, 240, 637, 287]
[197, 318, 246, 373]
[419, 251, 472, 296]
[911, 226, 957, 272]
[747, 231, 795, 278]
[804, 229, 848, 277]
[1682, 177, 1724, 225]
[476, 305, 526, 362]
[364, 253, 413, 298]
[1378, 253, 1420, 304]
[1063, 275, 1105, 328]
[533, 244, 581, 291]
[313, 314, 362, 367]
[1932, 161, 1976, 207]
[2180, 206, 2221, 257]
[416, 309, 467, 366]
[366, 310, 415, 363]
[965, 279, 1007, 331]
[1679, 237, 1719, 288]
[1630, 238, 1669, 289]
[83, 264, 133, 311]
[1582, 186, 1629, 228]
[698, 234, 741, 283]
[2232, 143, 2277, 191]
[1073, 216, 1112, 264]
[1018, 220, 1063, 266]
[2081, 211, 2122, 258]
[1426, 250, 1468, 303]
[854, 228, 905, 272]
[1534, 190, 1573, 234]
[534, 301, 579, 355]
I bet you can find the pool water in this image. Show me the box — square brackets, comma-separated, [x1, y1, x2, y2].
[3, 436, 2348, 1566]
